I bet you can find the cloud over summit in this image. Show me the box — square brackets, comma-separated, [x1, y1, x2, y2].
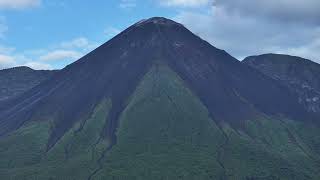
[213, 0, 320, 24]
[175, 0, 320, 62]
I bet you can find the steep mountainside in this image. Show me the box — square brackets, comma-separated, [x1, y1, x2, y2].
[243, 54, 320, 113]
[0, 18, 319, 180]
[0, 66, 56, 101]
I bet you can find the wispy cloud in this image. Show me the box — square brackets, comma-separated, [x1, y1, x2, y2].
[104, 27, 121, 38]
[36, 37, 99, 63]
[0, 45, 14, 54]
[0, 54, 17, 69]
[39, 50, 83, 62]
[22, 61, 52, 70]
[119, 0, 136, 9]
[0, 16, 8, 38]
[161, 0, 209, 7]
[60, 37, 90, 49]
[0, 52, 53, 70]
[0, 36, 100, 70]
[0, 0, 41, 9]
[59, 37, 100, 51]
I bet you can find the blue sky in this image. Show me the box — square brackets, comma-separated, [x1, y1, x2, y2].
[0, 0, 189, 69]
[0, 0, 319, 70]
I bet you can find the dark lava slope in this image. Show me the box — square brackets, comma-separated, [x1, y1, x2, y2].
[244, 54, 320, 113]
[0, 17, 310, 150]
[0, 66, 56, 101]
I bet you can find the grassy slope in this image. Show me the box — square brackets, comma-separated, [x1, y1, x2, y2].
[222, 119, 320, 180]
[0, 99, 112, 180]
[0, 63, 319, 179]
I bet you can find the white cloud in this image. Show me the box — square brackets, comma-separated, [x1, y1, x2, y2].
[213, 0, 320, 24]
[0, 52, 52, 70]
[104, 27, 121, 37]
[0, 37, 99, 70]
[161, 0, 209, 7]
[0, 0, 41, 9]
[39, 50, 83, 61]
[38, 37, 100, 63]
[274, 34, 320, 62]
[0, 16, 8, 38]
[174, 1, 320, 63]
[0, 54, 17, 69]
[23, 61, 52, 70]
[60, 37, 90, 49]
[0, 45, 14, 54]
[119, 0, 136, 9]
[59, 37, 100, 52]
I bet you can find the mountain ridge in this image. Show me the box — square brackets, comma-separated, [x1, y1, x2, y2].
[243, 53, 320, 114]
[0, 17, 310, 149]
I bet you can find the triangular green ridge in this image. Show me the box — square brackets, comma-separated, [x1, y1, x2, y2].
[94, 63, 226, 179]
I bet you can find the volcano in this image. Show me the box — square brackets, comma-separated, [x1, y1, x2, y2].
[0, 17, 319, 180]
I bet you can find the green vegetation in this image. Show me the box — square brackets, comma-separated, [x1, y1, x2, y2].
[221, 119, 320, 180]
[0, 64, 319, 179]
[94, 63, 225, 179]
[93, 64, 320, 180]
[0, 99, 111, 179]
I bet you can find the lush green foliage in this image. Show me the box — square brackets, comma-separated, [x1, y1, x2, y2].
[0, 64, 319, 180]
[0, 99, 111, 179]
[94, 64, 225, 179]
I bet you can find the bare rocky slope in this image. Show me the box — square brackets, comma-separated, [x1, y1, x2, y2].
[244, 54, 320, 113]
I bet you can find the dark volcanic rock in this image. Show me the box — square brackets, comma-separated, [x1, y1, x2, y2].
[0, 66, 56, 101]
[0, 17, 311, 150]
[243, 54, 320, 113]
